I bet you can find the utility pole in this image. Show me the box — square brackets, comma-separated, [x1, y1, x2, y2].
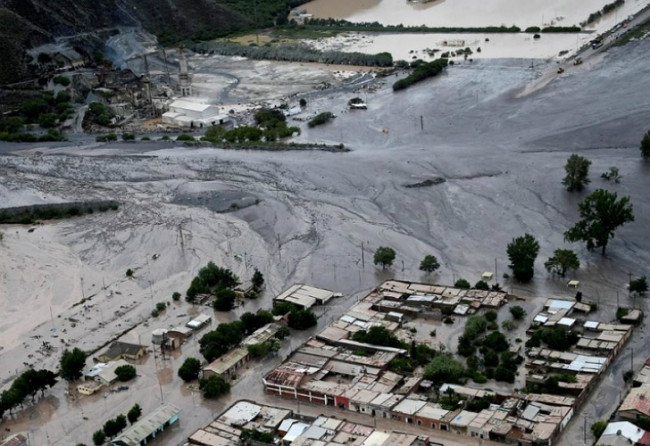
[583, 415, 587, 444]
[420, 115, 424, 131]
[361, 242, 365, 269]
[494, 258, 498, 284]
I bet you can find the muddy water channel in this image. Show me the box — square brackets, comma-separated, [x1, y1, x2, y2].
[303, 0, 637, 28]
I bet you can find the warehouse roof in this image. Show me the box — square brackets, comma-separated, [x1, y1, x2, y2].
[112, 404, 179, 446]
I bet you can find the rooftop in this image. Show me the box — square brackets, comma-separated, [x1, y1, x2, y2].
[112, 404, 179, 446]
[620, 387, 650, 417]
[204, 347, 249, 375]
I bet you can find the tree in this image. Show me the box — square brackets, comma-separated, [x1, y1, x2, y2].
[510, 306, 526, 320]
[299, 98, 307, 107]
[92, 430, 106, 446]
[199, 375, 230, 398]
[125, 268, 134, 277]
[419, 255, 440, 273]
[103, 418, 120, 437]
[454, 278, 470, 289]
[485, 310, 498, 322]
[630, 276, 648, 295]
[60, 348, 86, 381]
[562, 154, 591, 192]
[178, 357, 202, 382]
[252, 269, 264, 291]
[474, 280, 490, 290]
[352, 326, 403, 348]
[172, 291, 181, 301]
[374, 246, 396, 269]
[507, 234, 540, 282]
[484, 331, 509, 352]
[641, 130, 650, 159]
[591, 420, 608, 439]
[423, 354, 466, 385]
[115, 414, 127, 431]
[127, 403, 142, 424]
[544, 249, 580, 276]
[564, 189, 634, 255]
[213, 288, 236, 311]
[288, 309, 317, 330]
[114, 365, 136, 382]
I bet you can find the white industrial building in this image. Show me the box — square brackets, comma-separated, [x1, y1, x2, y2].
[162, 99, 230, 128]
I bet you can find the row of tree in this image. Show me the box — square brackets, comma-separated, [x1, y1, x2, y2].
[91, 403, 141, 445]
[0, 369, 57, 419]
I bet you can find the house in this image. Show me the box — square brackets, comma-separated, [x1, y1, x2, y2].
[77, 381, 103, 395]
[619, 388, 650, 421]
[203, 347, 250, 380]
[168, 326, 193, 344]
[97, 342, 147, 362]
[84, 359, 130, 386]
[273, 284, 336, 310]
[597, 422, 650, 446]
[111, 404, 179, 446]
[0, 434, 28, 446]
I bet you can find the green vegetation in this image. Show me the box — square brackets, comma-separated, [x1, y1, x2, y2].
[616, 307, 629, 320]
[86, 101, 115, 126]
[186, 261, 239, 302]
[0, 202, 118, 225]
[200, 320, 246, 362]
[0, 368, 57, 418]
[288, 307, 317, 330]
[507, 233, 539, 282]
[103, 413, 128, 438]
[591, 420, 608, 439]
[544, 249, 580, 276]
[374, 246, 396, 269]
[299, 19, 522, 34]
[252, 269, 265, 292]
[247, 339, 281, 358]
[509, 306, 526, 320]
[96, 133, 118, 142]
[254, 108, 300, 140]
[178, 357, 202, 381]
[424, 354, 466, 385]
[564, 189, 634, 255]
[114, 365, 136, 382]
[127, 403, 142, 424]
[526, 327, 579, 351]
[474, 280, 490, 290]
[393, 58, 448, 91]
[630, 276, 648, 295]
[585, 0, 625, 25]
[53, 76, 71, 86]
[199, 375, 230, 398]
[241, 428, 275, 444]
[419, 255, 440, 273]
[92, 431, 106, 446]
[172, 291, 181, 301]
[454, 278, 470, 289]
[176, 133, 195, 141]
[193, 41, 393, 67]
[60, 348, 86, 381]
[641, 130, 650, 159]
[126, 268, 134, 277]
[563, 154, 591, 192]
[213, 288, 237, 311]
[601, 166, 621, 183]
[0, 92, 71, 142]
[240, 310, 274, 334]
[122, 132, 136, 141]
[353, 326, 403, 348]
[541, 26, 581, 32]
[458, 315, 488, 357]
[308, 111, 334, 128]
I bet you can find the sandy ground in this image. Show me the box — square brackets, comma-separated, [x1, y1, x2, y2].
[1, 32, 650, 446]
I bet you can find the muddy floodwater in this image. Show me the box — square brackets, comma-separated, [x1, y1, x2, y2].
[1, 33, 650, 446]
[303, 0, 647, 28]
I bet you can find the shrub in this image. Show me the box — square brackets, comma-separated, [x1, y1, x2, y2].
[53, 76, 71, 86]
[213, 288, 236, 311]
[454, 278, 470, 289]
[630, 276, 648, 295]
[199, 375, 230, 398]
[114, 365, 136, 381]
[299, 98, 307, 107]
[474, 280, 490, 290]
[125, 268, 134, 277]
[308, 112, 334, 128]
[485, 310, 497, 322]
[177, 134, 194, 141]
[178, 357, 202, 381]
[591, 421, 608, 439]
[510, 306, 526, 320]
[393, 58, 448, 91]
[92, 430, 106, 445]
[127, 404, 142, 424]
[172, 291, 181, 301]
[122, 132, 136, 141]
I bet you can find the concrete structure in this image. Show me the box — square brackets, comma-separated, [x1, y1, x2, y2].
[98, 342, 147, 362]
[112, 404, 179, 446]
[178, 51, 192, 97]
[187, 314, 212, 330]
[274, 284, 336, 310]
[203, 347, 249, 380]
[597, 422, 650, 445]
[77, 381, 103, 395]
[619, 388, 650, 421]
[162, 100, 229, 128]
[168, 326, 193, 344]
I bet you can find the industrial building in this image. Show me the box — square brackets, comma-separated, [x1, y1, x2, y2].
[111, 404, 180, 446]
[162, 100, 229, 128]
[187, 314, 212, 330]
[273, 284, 336, 310]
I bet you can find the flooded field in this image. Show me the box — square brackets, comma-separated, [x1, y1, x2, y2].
[303, 0, 647, 29]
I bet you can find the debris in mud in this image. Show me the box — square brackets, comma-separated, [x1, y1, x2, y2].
[404, 177, 446, 188]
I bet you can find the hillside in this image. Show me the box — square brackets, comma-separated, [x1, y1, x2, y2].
[0, 0, 307, 84]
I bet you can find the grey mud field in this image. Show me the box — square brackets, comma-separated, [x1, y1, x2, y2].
[1, 38, 649, 446]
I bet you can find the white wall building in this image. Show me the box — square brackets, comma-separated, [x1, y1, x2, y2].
[162, 99, 230, 128]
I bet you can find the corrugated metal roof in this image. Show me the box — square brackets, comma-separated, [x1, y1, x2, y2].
[112, 404, 179, 445]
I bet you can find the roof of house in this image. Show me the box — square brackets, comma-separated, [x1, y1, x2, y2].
[112, 404, 179, 445]
[85, 359, 130, 383]
[0, 434, 27, 446]
[450, 410, 478, 428]
[188, 429, 236, 446]
[620, 388, 650, 417]
[101, 342, 146, 360]
[392, 398, 427, 415]
[219, 401, 261, 425]
[204, 347, 249, 375]
[602, 421, 650, 445]
[170, 100, 216, 112]
[274, 284, 335, 308]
